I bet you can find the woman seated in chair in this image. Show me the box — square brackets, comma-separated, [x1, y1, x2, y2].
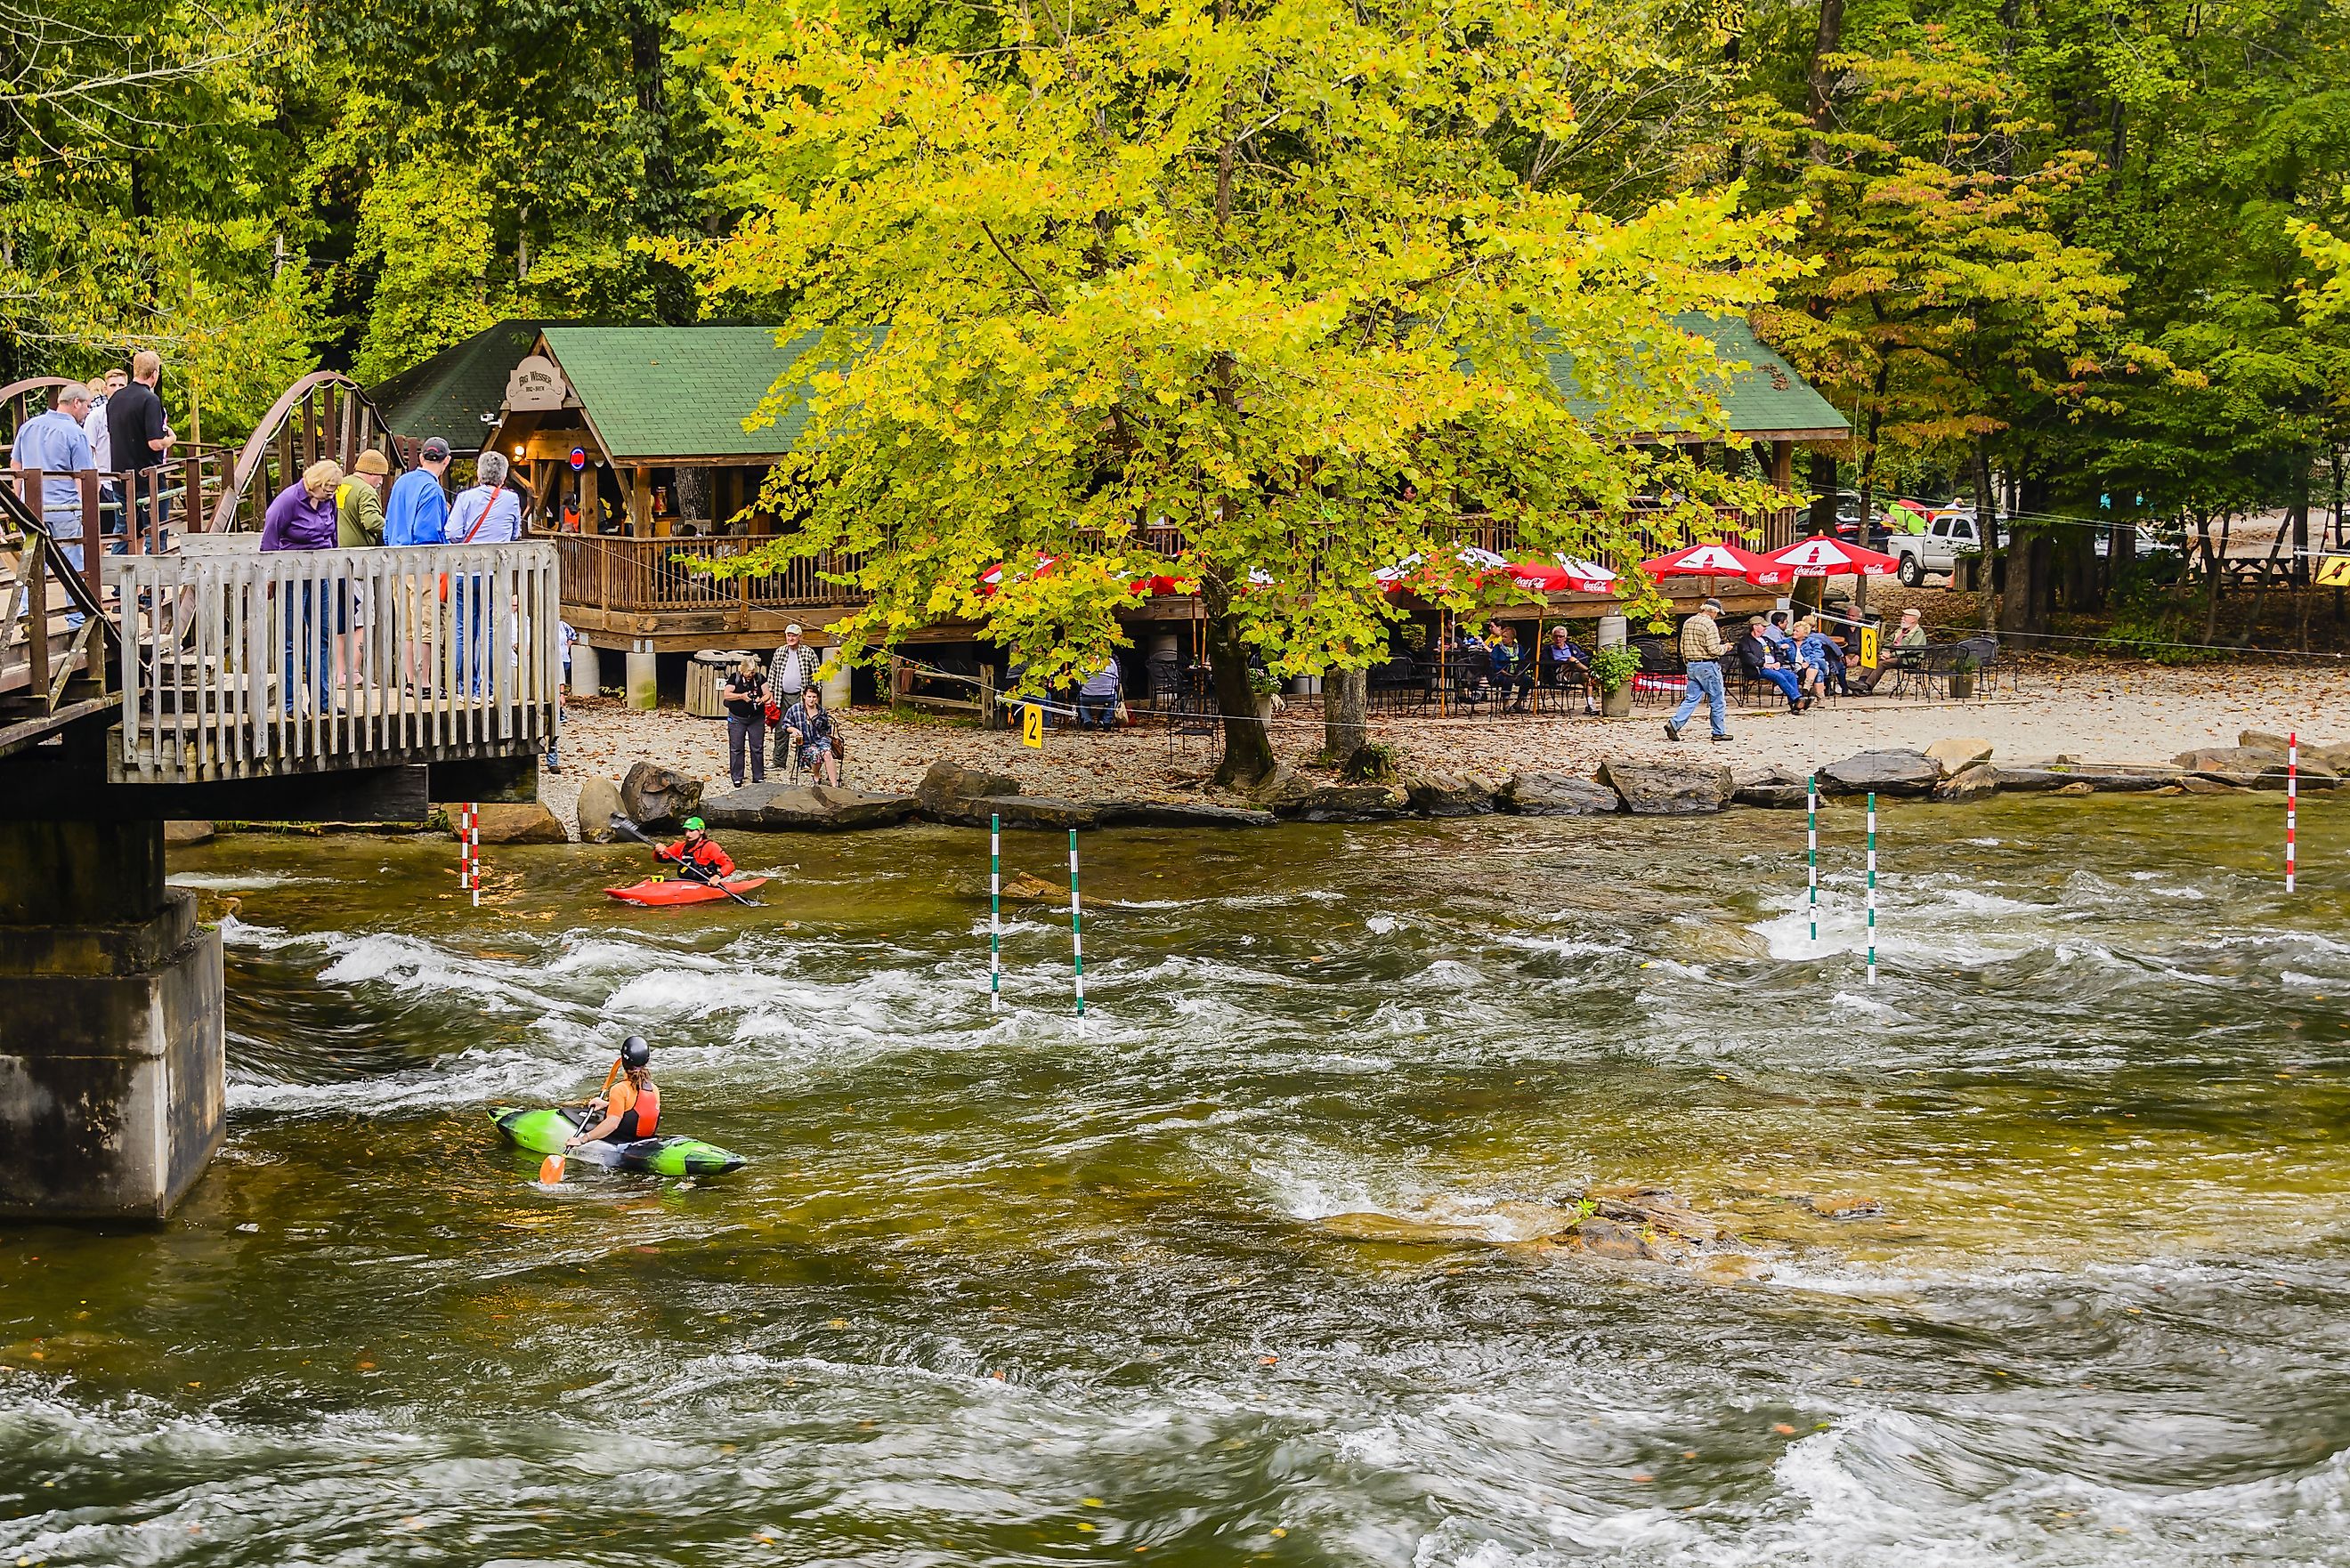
[784, 684, 844, 786]
[1735, 616, 1804, 712]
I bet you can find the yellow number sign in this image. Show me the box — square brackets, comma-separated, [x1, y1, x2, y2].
[1859, 625, 1881, 671]
[2317, 554, 2350, 587]
[1020, 703, 1044, 748]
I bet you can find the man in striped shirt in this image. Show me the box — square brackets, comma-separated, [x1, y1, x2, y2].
[1664, 598, 1732, 743]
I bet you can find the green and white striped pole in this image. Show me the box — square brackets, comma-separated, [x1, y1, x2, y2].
[989, 813, 1002, 1012]
[1068, 828, 1087, 1032]
[1806, 774, 1819, 946]
[1866, 791, 1878, 986]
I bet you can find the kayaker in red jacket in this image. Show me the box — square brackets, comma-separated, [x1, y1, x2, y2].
[655, 817, 735, 883]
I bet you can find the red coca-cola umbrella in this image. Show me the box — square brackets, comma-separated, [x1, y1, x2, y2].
[1637, 540, 1792, 585]
[977, 554, 1061, 594]
[1758, 535, 1901, 578]
[1501, 554, 1618, 594]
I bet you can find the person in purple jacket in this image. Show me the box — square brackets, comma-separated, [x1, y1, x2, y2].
[261, 459, 344, 712]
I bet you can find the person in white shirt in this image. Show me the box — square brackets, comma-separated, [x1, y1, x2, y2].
[82, 368, 127, 546]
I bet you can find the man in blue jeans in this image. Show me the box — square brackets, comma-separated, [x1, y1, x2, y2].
[1664, 598, 1733, 743]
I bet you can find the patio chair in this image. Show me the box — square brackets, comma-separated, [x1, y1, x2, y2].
[1630, 634, 1683, 708]
[1951, 634, 2007, 698]
[1446, 649, 1495, 715]
[1146, 651, 1185, 712]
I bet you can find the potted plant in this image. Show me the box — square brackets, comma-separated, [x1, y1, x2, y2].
[1948, 651, 1977, 699]
[1589, 645, 1642, 717]
[1248, 667, 1284, 723]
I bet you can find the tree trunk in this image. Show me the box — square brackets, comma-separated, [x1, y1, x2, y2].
[1321, 667, 1367, 762]
[1973, 437, 1998, 632]
[1806, 0, 1847, 165]
[1201, 577, 1276, 788]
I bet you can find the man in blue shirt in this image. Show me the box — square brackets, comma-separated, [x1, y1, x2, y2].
[12, 384, 97, 626]
[383, 437, 452, 546]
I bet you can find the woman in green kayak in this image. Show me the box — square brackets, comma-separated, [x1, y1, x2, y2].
[570, 1036, 660, 1148]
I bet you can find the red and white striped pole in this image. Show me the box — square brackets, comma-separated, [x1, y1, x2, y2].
[459, 803, 481, 907]
[2287, 733, 2298, 894]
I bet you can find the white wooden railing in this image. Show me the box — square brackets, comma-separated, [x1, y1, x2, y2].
[106, 542, 560, 782]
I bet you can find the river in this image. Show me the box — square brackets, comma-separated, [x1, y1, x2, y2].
[4, 796, 2347, 1565]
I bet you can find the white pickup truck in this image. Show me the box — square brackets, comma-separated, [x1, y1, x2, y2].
[1885, 511, 1987, 586]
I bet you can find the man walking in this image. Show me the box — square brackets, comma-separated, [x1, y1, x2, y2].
[105, 352, 173, 540]
[12, 384, 98, 626]
[1664, 598, 1732, 743]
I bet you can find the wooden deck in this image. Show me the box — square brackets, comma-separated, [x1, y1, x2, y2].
[550, 507, 1803, 651]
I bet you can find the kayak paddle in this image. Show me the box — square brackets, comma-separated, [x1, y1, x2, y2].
[612, 818, 758, 907]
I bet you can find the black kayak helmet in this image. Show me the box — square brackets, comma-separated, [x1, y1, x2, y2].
[620, 1036, 652, 1070]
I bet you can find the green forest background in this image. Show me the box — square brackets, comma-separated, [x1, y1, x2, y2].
[14, 0, 2350, 549]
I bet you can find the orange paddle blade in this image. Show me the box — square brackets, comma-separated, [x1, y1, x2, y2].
[539, 1152, 565, 1184]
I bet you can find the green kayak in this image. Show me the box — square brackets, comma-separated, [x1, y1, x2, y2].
[490, 1106, 747, 1177]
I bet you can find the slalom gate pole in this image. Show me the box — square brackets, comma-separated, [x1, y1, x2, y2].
[2288, 731, 2298, 893]
[1068, 828, 1086, 1032]
[1865, 792, 1877, 986]
[990, 813, 1002, 1011]
[458, 803, 480, 907]
[1807, 774, 1819, 946]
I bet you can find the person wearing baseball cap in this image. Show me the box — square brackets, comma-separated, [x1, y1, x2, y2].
[384, 437, 453, 547]
[654, 817, 736, 885]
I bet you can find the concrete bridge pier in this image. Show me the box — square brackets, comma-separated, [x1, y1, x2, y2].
[0, 820, 223, 1222]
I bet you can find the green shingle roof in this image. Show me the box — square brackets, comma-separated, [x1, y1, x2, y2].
[369, 319, 587, 452]
[541, 326, 816, 463]
[1545, 313, 1849, 440]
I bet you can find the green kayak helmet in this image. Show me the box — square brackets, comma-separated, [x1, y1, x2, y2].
[620, 1036, 652, 1069]
[683, 817, 706, 833]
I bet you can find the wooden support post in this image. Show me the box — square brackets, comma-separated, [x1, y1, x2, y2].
[630, 466, 652, 536]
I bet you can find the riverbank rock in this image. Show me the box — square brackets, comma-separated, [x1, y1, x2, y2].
[1503, 771, 1623, 815]
[1818, 748, 1940, 796]
[574, 777, 623, 842]
[917, 760, 1021, 817]
[1096, 800, 1277, 828]
[1934, 763, 2000, 803]
[1924, 736, 1995, 776]
[1404, 772, 1501, 817]
[701, 780, 917, 831]
[620, 762, 701, 830]
[1730, 764, 1809, 810]
[962, 794, 1103, 830]
[163, 820, 215, 846]
[1251, 765, 1409, 821]
[1992, 764, 2184, 794]
[1597, 758, 1733, 814]
[464, 802, 567, 845]
[2172, 747, 2340, 789]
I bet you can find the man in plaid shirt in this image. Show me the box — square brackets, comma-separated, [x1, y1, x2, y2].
[1664, 598, 1732, 743]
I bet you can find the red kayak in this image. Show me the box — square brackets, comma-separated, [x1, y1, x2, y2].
[605, 876, 769, 907]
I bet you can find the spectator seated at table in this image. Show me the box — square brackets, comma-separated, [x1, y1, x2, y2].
[1540, 625, 1599, 714]
[1735, 616, 1804, 712]
[1077, 658, 1124, 728]
[1851, 607, 1927, 693]
[1487, 625, 1535, 712]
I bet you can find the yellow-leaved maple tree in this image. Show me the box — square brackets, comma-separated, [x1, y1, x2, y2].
[675, 0, 1802, 784]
